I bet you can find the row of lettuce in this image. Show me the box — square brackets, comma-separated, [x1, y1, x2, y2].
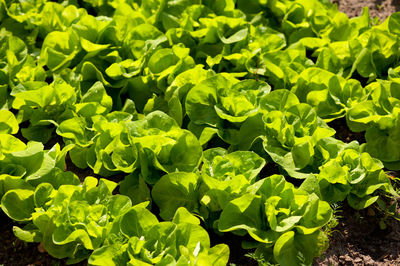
[0, 90, 396, 265]
[0, 128, 368, 265]
[2, 0, 400, 169]
[0, 0, 399, 265]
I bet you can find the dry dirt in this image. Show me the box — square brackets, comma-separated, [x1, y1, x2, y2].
[333, 0, 400, 21]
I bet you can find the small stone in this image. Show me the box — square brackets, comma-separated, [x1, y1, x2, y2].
[344, 255, 353, 262]
[37, 242, 46, 253]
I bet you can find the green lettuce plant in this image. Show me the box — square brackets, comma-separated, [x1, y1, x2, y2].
[259, 97, 335, 179]
[58, 111, 202, 182]
[186, 74, 270, 145]
[3, 178, 132, 263]
[89, 207, 229, 266]
[301, 141, 397, 209]
[292, 67, 366, 121]
[0, 139, 79, 199]
[347, 79, 400, 169]
[152, 148, 266, 221]
[218, 175, 332, 266]
[199, 148, 266, 212]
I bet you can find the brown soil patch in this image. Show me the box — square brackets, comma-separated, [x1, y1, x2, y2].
[315, 201, 400, 265]
[332, 0, 400, 21]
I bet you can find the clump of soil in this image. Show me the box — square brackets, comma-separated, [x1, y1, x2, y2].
[332, 0, 400, 20]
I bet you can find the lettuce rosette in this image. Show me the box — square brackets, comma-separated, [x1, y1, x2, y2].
[301, 141, 397, 209]
[199, 148, 265, 213]
[292, 67, 367, 121]
[261, 102, 335, 179]
[0, 139, 79, 199]
[218, 175, 333, 266]
[347, 79, 400, 169]
[1, 178, 130, 263]
[151, 148, 266, 222]
[89, 207, 229, 266]
[186, 74, 271, 145]
[58, 110, 202, 183]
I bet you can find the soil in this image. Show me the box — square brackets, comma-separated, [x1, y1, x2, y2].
[328, 118, 366, 144]
[314, 200, 400, 266]
[332, 0, 400, 21]
[1, 1, 400, 266]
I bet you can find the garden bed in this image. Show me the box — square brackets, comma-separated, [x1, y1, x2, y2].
[0, 0, 399, 265]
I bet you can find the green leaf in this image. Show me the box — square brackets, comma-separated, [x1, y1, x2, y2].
[273, 230, 329, 266]
[120, 203, 159, 238]
[53, 227, 94, 250]
[203, 148, 265, 183]
[89, 243, 128, 266]
[152, 172, 200, 220]
[57, 116, 93, 147]
[0, 134, 26, 159]
[186, 75, 226, 127]
[34, 183, 54, 208]
[219, 193, 274, 244]
[76, 81, 113, 117]
[172, 207, 200, 225]
[13, 224, 42, 243]
[119, 173, 151, 205]
[388, 12, 400, 36]
[0, 110, 18, 134]
[1, 189, 35, 221]
[39, 30, 80, 71]
[218, 27, 248, 44]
